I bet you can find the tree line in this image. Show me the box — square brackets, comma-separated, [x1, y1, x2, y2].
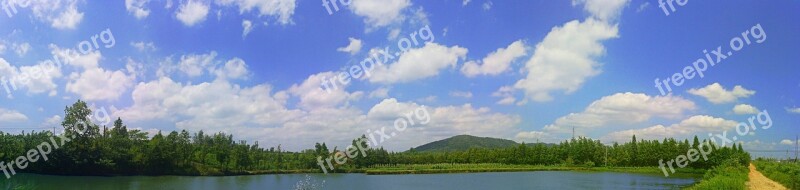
[0, 100, 749, 176]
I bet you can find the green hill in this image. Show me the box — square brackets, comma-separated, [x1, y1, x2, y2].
[411, 135, 519, 152]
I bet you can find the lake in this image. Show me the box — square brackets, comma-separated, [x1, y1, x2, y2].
[6, 171, 697, 190]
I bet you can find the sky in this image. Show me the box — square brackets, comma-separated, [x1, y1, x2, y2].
[0, 0, 798, 157]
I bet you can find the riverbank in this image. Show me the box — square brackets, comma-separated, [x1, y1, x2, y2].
[359, 164, 704, 177]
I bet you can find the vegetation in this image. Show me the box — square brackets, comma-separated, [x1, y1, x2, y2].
[0, 100, 750, 179]
[363, 163, 704, 175]
[754, 159, 800, 189]
[685, 159, 749, 190]
[0, 100, 318, 176]
[411, 135, 519, 152]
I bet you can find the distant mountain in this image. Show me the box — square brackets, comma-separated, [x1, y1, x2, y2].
[411, 135, 520, 152]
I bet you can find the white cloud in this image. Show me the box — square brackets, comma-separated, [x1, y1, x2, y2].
[732, 104, 758, 115]
[603, 115, 738, 143]
[369, 43, 467, 84]
[0, 108, 27, 122]
[492, 86, 516, 105]
[482, 1, 492, 11]
[176, 0, 210, 26]
[787, 107, 800, 114]
[13, 43, 30, 57]
[242, 20, 254, 38]
[0, 57, 62, 97]
[125, 0, 151, 19]
[130, 41, 156, 52]
[544, 92, 696, 133]
[515, 131, 550, 142]
[66, 67, 135, 101]
[337, 38, 363, 55]
[42, 115, 62, 127]
[636, 2, 649, 13]
[214, 0, 296, 25]
[114, 77, 302, 130]
[50, 45, 101, 69]
[158, 51, 249, 80]
[514, 19, 618, 102]
[25, 0, 85, 29]
[461, 40, 527, 77]
[19, 62, 63, 96]
[349, 0, 411, 28]
[288, 72, 360, 110]
[212, 58, 249, 80]
[178, 51, 217, 77]
[572, 0, 630, 21]
[449, 91, 473, 98]
[462, 0, 470, 6]
[780, 139, 795, 145]
[369, 87, 390, 98]
[687, 83, 755, 104]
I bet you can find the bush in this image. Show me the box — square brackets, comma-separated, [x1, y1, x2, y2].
[686, 159, 748, 190]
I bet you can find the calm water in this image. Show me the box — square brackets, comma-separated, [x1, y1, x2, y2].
[6, 171, 697, 190]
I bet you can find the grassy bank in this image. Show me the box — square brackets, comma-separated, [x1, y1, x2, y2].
[361, 163, 704, 177]
[754, 160, 800, 189]
[684, 160, 749, 190]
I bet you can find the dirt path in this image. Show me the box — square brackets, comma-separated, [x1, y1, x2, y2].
[748, 163, 788, 190]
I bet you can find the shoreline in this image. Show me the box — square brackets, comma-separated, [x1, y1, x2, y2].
[20, 165, 705, 178]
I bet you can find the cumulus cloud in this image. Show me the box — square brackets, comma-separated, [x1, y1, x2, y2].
[0, 108, 27, 122]
[66, 67, 135, 101]
[543, 92, 696, 133]
[603, 115, 739, 143]
[732, 104, 758, 115]
[369, 87, 390, 98]
[491, 86, 516, 105]
[687, 83, 755, 104]
[461, 40, 527, 77]
[337, 38, 363, 55]
[513, 19, 618, 102]
[176, 0, 210, 26]
[780, 139, 796, 145]
[125, 0, 151, 19]
[24, 0, 85, 29]
[349, 0, 411, 28]
[0, 57, 62, 97]
[288, 72, 361, 110]
[114, 77, 519, 151]
[572, 0, 630, 21]
[369, 43, 467, 84]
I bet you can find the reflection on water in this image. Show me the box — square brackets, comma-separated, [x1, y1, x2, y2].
[8, 171, 696, 190]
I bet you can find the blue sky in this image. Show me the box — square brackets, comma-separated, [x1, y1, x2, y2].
[0, 0, 798, 157]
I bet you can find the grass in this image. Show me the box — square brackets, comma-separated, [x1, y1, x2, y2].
[684, 160, 748, 190]
[754, 160, 800, 190]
